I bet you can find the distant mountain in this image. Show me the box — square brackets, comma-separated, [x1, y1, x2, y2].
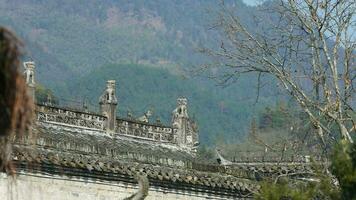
[0, 0, 282, 144]
[0, 0, 253, 83]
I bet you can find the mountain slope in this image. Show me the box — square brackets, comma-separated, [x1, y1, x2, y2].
[0, 0, 282, 144]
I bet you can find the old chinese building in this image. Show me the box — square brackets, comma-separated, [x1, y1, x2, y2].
[0, 62, 315, 199]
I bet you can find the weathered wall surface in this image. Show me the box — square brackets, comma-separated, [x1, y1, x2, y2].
[0, 173, 234, 200]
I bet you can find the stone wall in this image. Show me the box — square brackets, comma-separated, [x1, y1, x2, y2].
[0, 173, 242, 200]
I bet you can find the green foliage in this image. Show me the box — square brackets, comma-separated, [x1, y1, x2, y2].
[255, 141, 356, 200]
[331, 141, 356, 200]
[256, 181, 316, 200]
[216, 101, 322, 159]
[256, 171, 335, 199]
[258, 101, 300, 130]
[35, 84, 58, 104]
[196, 145, 215, 163]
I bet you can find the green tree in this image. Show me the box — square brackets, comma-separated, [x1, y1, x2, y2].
[35, 84, 58, 105]
[331, 141, 356, 199]
[255, 141, 356, 200]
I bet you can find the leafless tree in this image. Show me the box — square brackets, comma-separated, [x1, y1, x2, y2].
[200, 0, 355, 146]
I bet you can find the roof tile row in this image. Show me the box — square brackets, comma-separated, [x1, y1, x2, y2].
[12, 145, 260, 194]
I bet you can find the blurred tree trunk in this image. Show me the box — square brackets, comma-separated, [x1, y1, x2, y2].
[0, 27, 33, 173]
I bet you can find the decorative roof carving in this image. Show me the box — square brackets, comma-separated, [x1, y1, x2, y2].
[23, 61, 35, 86]
[99, 80, 118, 105]
[137, 110, 152, 123]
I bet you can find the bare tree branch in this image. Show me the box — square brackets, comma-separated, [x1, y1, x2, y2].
[199, 0, 355, 147]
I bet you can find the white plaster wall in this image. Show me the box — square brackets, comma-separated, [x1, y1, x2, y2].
[0, 173, 236, 200]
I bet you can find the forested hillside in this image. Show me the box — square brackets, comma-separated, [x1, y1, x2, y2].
[0, 0, 283, 144]
[62, 63, 279, 144]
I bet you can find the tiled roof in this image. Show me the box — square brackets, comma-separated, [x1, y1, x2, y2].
[12, 145, 259, 198]
[10, 117, 316, 198]
[12, 121, 261, 197]
[30, 122, 194, 166]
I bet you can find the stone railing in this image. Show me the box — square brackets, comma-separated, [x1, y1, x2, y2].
[36, 104, 106, 130]
[35, 104, 176, 143]
[227, 155, 318, 164]
[115, 118, 175, 143]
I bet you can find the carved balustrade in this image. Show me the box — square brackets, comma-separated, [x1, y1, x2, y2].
[35, 104, 177, 143]
[36, 104, 106, 130]
[115, 119, 175, 143]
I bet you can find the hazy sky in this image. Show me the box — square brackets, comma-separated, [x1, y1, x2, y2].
[242, 0, 265, 6]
